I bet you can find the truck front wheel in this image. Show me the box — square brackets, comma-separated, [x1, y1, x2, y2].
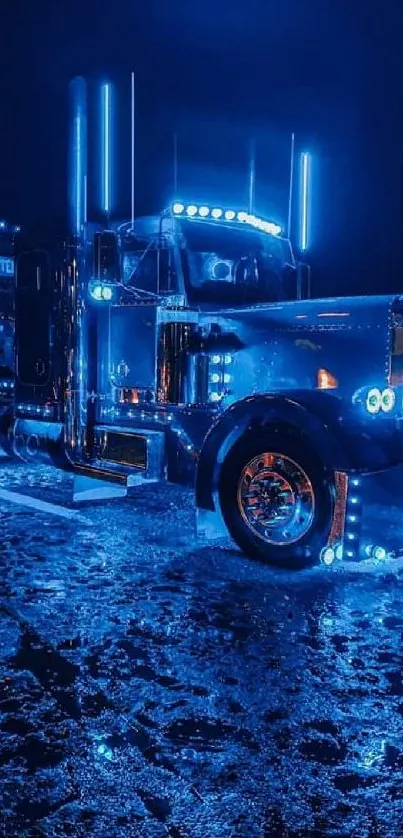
[219, 432, 334, 569]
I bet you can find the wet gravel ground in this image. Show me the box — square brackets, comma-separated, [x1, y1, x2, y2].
[1, 462, 403, 837]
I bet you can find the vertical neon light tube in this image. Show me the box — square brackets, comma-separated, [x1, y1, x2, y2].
[131, 72, 135, 230]
[101, 83, 112, 215]
[300, 151, 310, 252]
[287, 132, 295, 240]
[68, 77, 88, 236]
[75, 113, 81, 233]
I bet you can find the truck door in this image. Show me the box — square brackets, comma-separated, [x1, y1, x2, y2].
[108, 246, 160, 396]
[98, 243, 180, 406]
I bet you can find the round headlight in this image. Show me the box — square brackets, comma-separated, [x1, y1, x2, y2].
[381, 387, 395, 413]
[365, 387, 382, 414]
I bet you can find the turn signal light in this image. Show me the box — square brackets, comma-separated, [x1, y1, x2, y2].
[317, 368, 338, 389]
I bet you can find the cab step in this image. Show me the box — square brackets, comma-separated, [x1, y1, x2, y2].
[73, 427, 166, 502]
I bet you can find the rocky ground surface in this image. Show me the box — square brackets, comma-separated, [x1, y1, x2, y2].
[1, 461, 403, 837]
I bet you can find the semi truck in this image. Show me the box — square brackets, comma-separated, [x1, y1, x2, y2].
[0, 204, 402, 570]
[1, 78, 403, 570]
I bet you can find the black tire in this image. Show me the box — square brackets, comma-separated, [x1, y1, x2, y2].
[219, 431, 334, 570]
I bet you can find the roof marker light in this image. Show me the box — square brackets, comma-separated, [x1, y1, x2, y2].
[262, 220, 282, 236]
[171, 203, 282, 236]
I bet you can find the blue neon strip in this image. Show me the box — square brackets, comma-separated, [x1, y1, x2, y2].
[75, 113, 81, 234]
[101, 84, 111, 214]
[300, 152, 309, 251]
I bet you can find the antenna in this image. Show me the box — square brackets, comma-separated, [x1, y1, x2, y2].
[287, 132, 295, 240]
[248, 139, 255, 214]
[173, 133, 178, 195]
[131, 71, 135, 231]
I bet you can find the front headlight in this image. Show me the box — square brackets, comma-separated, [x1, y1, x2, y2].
[353, 385, 400, 416]
[380, 387, 395, 413]
[365, 387, 382, 414]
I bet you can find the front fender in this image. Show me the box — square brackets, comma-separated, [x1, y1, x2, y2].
[195, 390, 403, 511]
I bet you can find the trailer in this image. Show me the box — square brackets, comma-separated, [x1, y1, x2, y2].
[1, 78, 403, 570]
[0, 220, 17, 405]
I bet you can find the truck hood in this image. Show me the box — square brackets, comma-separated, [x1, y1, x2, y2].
[201, 295, 397, 400]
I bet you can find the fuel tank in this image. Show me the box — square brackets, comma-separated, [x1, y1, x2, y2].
[200, 295, 396, 404]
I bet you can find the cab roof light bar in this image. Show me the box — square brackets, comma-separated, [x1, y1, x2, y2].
[170, 202, 282, 237]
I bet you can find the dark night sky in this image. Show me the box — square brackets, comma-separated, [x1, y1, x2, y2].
[1, 0, 402, 297]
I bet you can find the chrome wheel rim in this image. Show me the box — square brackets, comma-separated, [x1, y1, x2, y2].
[237, 452, 315, 546]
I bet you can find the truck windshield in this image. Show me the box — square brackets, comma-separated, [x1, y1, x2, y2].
[122, 242, 176, 296]
[181, 220, 292, 305]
